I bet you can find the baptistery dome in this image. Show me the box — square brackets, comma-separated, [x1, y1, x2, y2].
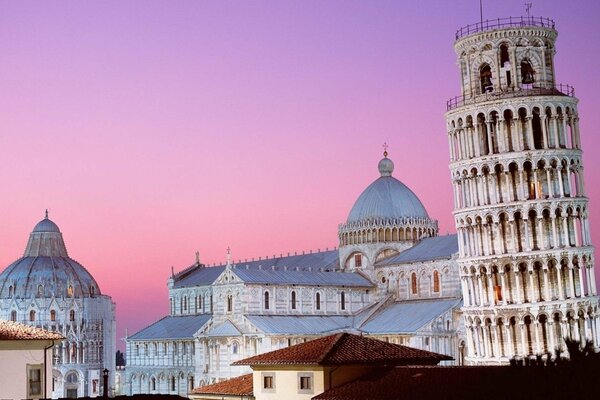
[0, 213, 101, 299]
[0, 212, 115, 398]
[347, 155, 430, 223]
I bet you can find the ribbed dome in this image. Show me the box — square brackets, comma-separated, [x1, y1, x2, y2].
[32, 216, 60, 233]
[0, 215, 101, 299]
[347, 156, 429, 223]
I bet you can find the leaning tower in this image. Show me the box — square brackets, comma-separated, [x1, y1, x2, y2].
[445, 16, 599, 364]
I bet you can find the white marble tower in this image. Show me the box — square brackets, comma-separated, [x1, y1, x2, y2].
[445, 17, 599, 364]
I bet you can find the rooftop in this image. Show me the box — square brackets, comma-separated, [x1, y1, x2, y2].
[192, 373, 253, 396]
[455, 16, 555, 40]
[0, 319, 64, 340]
[312, 365, 600, 400]
[233, 332, 451, 366]
[173, 249, 340, 289]
[375, 235, 458, 266]
[128, 314, 211, 340]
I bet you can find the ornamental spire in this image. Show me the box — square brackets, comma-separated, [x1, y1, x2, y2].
[45, 209, 49, 219]
[382, 142, 389, 158]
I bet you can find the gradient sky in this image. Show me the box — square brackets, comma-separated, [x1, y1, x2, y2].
[1, 0, 599, 352]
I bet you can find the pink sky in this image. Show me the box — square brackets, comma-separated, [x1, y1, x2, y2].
[1, 1, 599, 351]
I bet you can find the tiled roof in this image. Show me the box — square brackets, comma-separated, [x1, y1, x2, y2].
[192, 373, 253, 396]
[233, 333, 451, 366]
[359, 299, 461, 334]
[246, 315, 355, 335]
[206, 320, 242, 337]
[0, 319, 63, 340]
[232, 268, 373, 287]
[312, 365, 598, 400]
[375, 235, 458, 266]
[128, 314, 211, 340]
[174, 250, 340, 288]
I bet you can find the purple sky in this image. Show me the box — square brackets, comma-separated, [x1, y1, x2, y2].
[1, 1, 599, 351]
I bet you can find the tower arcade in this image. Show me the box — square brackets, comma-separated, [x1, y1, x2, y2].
[446, 17, 599, 364]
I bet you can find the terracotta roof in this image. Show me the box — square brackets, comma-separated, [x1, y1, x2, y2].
[192, 373, 253, 396]
[0, 319, 64, 340]
[233, 333, 451, 366]
[312, 365, 600, 400]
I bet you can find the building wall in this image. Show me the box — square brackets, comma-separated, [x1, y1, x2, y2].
[0, 294, 116, 398]
[0, 341, 54, 400]
[252, 366, 325, 400]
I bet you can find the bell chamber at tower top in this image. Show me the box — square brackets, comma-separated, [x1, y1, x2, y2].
[446, 16, 577, 111]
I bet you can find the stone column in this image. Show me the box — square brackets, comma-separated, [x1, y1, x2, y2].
[500, 271, 508, 305]
[543, 267, 550, 301]
[515, 271, 522, 304]
[548, 321, 556, 354]
[577, 267, 586, 298]
[568, 265, 576, 298]
[506, 324, 514, 358]
[553, 116, 560, 148]
[541, 115, 549, 148]
[527, 117, 535, 150]
[534, 321, 542, 354]
[557, 266, 565, 300]
[551, 216, 558, 248]
[520, 323, 527, 356]
[478, 276, 486, 305]
[492, 323, 500, 358]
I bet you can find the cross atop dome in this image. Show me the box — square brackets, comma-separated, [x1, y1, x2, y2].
[378, 147, 394, 177]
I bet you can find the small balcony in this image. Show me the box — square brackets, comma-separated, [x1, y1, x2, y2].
[455, 16, 555, 40]
[446, 83, 575, 111]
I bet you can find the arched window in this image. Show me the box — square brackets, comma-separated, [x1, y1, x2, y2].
[170, 376, 176, 391]
[315, 292, 321, 311]
[340, 291, 346, 310]
[50, 310, 56, 322]
[411, 273, 418, 295]
[291, 291, 297, 310]
[433, 271, 440, 293]
[10, 310, 16, 321]
[37, 285, 43, 297]
[71, 343, 77, 360]
[521, 59, 535, 84]
[29, 310, 36, 321]
[69, 310, 75, 322]
[66, 372, 78, 384]
[480, 64, 493, 93]
[227, 295, 233, 312]
[354, 254, 362, 268]
[8, 285, 13, 298]
[232, 341, 239, 354]
[151, 377, 156, 391]
[264, 291, 270, 310]
[67, 285, 73, 297]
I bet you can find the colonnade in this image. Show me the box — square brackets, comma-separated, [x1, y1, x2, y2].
[457, 205, 590, 258]
[339, 218, 437, 246]
[460, 258, 597, 308]
[452, 157, 584, 210]
[465, 310, 600, 360]
[55, 341, 103, 364]
[448, 105, 580, 162]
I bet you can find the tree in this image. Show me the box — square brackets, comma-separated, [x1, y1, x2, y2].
[116, 350, 126, 367]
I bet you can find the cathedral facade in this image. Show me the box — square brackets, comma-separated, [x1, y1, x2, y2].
[0, 214, 116, 398]
[124, 155, 463, 395]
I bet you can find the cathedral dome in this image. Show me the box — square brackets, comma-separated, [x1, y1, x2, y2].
[347, 155, 430, 223]
[0, 214, 101, 299]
